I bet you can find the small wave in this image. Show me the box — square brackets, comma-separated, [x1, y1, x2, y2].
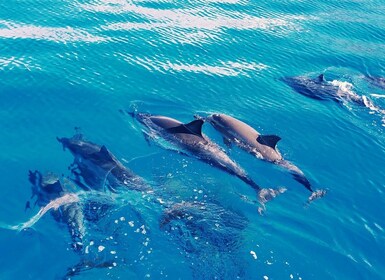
[0, 20, 105, 43]
[90, 3, 303, 32]
[119, 53, 267, 76]
[159, 61, 268, 76]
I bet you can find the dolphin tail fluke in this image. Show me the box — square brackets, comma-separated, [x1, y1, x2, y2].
[305, 189, 327, 207]
[257, 187, 287, 214]
[237, 175, 286, 213]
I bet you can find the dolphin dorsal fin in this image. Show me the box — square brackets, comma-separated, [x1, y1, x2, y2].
[167, 119, 204, 137]
[317, 74, 325, 82]
[257, 135, 281, 149]
[99, 145, 113, 160]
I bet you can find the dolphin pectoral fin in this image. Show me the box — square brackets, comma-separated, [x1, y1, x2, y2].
[167, 119, 204, 137]
[223, 137, 232, 148]
[257, 135, 281, 149]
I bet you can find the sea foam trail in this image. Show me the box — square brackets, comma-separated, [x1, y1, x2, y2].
[1, 193, 80, 232]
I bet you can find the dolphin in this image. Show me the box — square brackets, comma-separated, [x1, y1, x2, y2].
[129, 112, 285, 205]
[199, 113, 326, 202]
[57, 134, 150, 193]
[281, 74, 369, 105]
[28, 170, 86, 251]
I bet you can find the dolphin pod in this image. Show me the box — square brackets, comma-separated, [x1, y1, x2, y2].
[129, 112, 286, 206]
[197, 113, 326, 202]
[16, 109, 329, 278]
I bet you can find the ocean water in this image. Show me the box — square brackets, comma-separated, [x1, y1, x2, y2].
[1, 0, 385, 279]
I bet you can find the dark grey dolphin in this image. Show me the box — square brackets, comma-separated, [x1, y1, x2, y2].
[281, 74, 368, 105]
[130, 112, 285, 205]
[28, 170, 85, 251]
[57, 134, 150, 193]
[200, 113, 326, 202]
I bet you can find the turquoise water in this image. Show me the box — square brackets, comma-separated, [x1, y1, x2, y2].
[1, 0, 385, 279]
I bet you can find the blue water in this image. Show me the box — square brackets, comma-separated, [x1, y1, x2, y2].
[1, 0, 385, 279]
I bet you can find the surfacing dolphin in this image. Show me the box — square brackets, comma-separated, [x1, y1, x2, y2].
[282, 74, 385, 124]
[281, 74, 372, 105]
[57, 134, 151, 193]
[198, 113, 326, 203]
[128, 112, 285, 207]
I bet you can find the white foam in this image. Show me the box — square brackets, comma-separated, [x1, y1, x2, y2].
[10, 193, 80, 231]
[0, 20, 105, 43]
[250, 250, 257, 259]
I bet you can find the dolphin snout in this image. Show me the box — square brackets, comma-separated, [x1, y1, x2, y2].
[57, 137, 69, 150]
[208, 113, 223, 124]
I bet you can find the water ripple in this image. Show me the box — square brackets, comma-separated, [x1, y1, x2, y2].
[0, 56, 41, 71]
[117, 52, 267, 76]
[0, 20, 105, 43]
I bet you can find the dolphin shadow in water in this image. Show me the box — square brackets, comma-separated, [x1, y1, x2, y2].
[197, 113, 326, 203]
[127, 111, 286, 211]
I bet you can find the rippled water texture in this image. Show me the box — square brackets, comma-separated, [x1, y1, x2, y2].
[1, 0, 385, 279]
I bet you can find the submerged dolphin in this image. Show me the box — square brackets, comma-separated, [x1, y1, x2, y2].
[129, 112, 285, 205]
[200, 113, 325, 202]
[28, 170, 85, 251]
[57, 134, 150, 193]
[281, 74, 370, 105]
[160, 201, 248, 278]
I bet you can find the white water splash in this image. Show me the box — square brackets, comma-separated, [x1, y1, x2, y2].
[331, 80, 385, 124]
[7, 193, 80, 231]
